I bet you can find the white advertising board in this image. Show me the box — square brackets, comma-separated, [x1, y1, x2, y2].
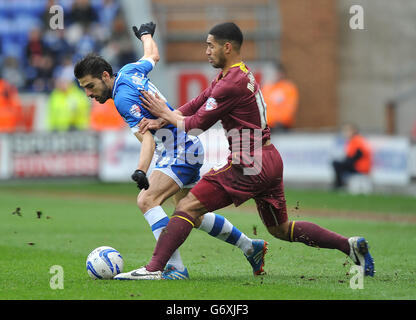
[272, 134, 410, 186]
[0, 135, 11, 179]
[1, 130, 410, 187]
[99, 130, 142, 182]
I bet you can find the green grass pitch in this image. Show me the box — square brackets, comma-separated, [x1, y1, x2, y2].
[0, 182, 415, 300]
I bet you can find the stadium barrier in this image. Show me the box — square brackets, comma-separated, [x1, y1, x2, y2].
[270, 133, 411, 186]
[0, 130, 412, 190]
[0, 132, 99, 179]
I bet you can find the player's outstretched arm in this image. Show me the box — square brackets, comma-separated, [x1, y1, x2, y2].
[132, 23, 159, 64]
[140, 34, 160, 64]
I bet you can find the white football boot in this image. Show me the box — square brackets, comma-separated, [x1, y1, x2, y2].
[114, 266, 162, 280]
[348, 236, 375, 277]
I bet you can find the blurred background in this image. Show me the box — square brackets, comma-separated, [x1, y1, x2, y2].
[0, 0, 415, 195]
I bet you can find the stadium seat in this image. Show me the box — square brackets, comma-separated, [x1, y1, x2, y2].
[0, 0, 126, 93]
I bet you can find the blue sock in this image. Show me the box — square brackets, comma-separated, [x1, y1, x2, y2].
[198, 212, 253, 255]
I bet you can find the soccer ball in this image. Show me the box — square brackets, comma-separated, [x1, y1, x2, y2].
[86, 246, 124, 279]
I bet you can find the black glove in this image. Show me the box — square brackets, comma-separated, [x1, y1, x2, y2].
[132, 22, 156, 40]
[131, 169, 149, 190]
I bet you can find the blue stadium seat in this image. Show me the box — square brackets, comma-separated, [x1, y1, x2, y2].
[0, 17, 11, 37]
[0, 0, 125, 92]
[1, 39, 24, 60]
[14, 14, 42, 34]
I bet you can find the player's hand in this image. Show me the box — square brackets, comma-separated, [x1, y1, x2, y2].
[139, 117, 167, 134]
[140, 91, 168, 118]
[132, 22, 156, 40]
[131, 169, 149, 190]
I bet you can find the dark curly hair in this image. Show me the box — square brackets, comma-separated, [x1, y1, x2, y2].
[74, 53, 113, 79]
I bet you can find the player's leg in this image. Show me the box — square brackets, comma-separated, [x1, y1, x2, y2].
[255, 174, 351, 253]
[133, 157, 272, 277]
[123, 166, 255, 279]
[145, 174, 269, 276]
[257, 196, 350, 252]
[115, 169, 193, 280]
[137, 170, 180, 213]
[145, 178, 234, 273]
[114, 189, 205, 280]
[136, 170, 186, 273]
[255, 144, 374, 276]
[256, 182, 375, 276]
[179, 186, 268, 276]
[173, 189, 255, 256]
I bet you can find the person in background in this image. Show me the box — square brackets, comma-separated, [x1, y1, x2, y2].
[98, 0, 120, 31]
[40, 0, 58, 31]
[47, 68, 90, 131]
[262, 62, 299, 133]
[43, 28, 73, 67]
[1, 56, 25, 89]
[68, 0, 98, 27]
[100, 12, 136, 72]
[0, 78, 22, 132]
[25, 27, 55, 92]
[332, 123, 373, 190]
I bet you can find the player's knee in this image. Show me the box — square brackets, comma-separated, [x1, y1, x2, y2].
[193, 215, 203, 228]
[267, 223, 290, 241]
[175, 194, 203, 220]
[137, 192, 158, 213]
[175, 197, 191, 213]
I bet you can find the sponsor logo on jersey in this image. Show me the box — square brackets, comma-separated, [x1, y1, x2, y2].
[130, 104, 141, 117]
[131, 73, 145, 86]
[205, 97, 218, 111]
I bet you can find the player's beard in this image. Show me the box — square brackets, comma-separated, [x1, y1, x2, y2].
[211, 50, 226, 69]
[96, 80, 113, 104]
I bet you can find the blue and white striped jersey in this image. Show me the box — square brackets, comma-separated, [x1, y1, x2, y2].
[111, 58, 203, 168]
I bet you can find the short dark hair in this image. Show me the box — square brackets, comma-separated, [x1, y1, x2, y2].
[208, 22, 243, 50]
[74, 53, 113, 79]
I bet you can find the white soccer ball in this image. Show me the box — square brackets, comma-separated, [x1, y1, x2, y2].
[86, 246, 124, 279]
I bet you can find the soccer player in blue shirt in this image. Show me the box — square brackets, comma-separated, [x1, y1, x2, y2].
[74, 22, 268, 280]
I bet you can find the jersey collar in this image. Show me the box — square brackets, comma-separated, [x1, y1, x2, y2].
[219, 61, 246, 80]
[230, 61, 248, 73]
[112, 73, 122, 99]
[230, 61, 244, 68]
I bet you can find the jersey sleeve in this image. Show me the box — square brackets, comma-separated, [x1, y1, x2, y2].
[132, 57, 155, 77]
[178, 86, 211, 116]
[114, 84, 156, 132]
[183, 81, 241, 132]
